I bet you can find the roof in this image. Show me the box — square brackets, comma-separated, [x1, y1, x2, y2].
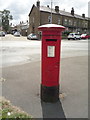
[40, 6, 89, 20]
[29, 4, 36, 16]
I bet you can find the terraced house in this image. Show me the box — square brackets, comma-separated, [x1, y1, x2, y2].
[28, 1, 90, 37]
[0, 11, 2, 31]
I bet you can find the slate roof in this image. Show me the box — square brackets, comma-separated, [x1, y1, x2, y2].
[40, 6, 89, 20]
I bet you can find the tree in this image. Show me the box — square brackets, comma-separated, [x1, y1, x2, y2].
[2, 9, 13, 32]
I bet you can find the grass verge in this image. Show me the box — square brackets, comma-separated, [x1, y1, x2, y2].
[0, 97, 33, 119]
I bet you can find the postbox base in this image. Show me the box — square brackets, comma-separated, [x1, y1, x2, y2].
[41, 84, 59, 103]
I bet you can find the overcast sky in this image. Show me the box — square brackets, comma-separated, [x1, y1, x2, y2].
[0, 0, 90, 25]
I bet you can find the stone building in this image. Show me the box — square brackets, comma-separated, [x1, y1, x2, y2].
[88, 1, 90, 17]
[11, 21, 29, 36]
[88, 1, 90, 32]
[28, 1, 90, 36]
[0, 11, 2, 31]
[20, 21, 29, 36]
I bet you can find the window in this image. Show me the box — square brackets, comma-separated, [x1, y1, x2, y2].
[69, 19, 73, 26]
[58, 18, 60, 24]
[33, 17, 34, 23]
[48, 16, 51, 23]
[74, 21, 76, 26]
[78, 21, 81, 27]
[64, 19, 68, 25]
[85, 22, 88, 28]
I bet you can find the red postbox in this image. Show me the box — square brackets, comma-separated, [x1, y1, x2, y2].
[38, 24, 65, 102]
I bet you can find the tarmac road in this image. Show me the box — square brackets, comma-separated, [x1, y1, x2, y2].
[0, 34, 88, 118]
[0, 34, 88, 67]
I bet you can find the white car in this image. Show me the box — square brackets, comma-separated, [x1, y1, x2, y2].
[0, 31, 5, 37]
[68, 33, 81, 40]
[14, 32, 21, 37]
[27, 33, 38, 40]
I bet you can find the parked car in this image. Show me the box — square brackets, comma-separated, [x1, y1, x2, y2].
[86, 35, 90, 39]
[0, 31, 5, 37]
[27, 33, 38, 40]
[68, 33, 81, 40]
[14, 32, 21, 37]
[81, 34, 90, 39]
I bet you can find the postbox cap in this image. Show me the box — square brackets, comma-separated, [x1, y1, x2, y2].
[38, 24, 65, 31]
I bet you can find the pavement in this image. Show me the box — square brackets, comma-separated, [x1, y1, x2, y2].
[1, 55, 88, 118]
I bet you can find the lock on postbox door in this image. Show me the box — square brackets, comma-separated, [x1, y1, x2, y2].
[38, 24, 65, 102]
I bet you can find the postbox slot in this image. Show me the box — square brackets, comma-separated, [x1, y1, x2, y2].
[46, 39, 57, 41]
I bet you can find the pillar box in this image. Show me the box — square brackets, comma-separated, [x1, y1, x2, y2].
[38, 24, 65, 102]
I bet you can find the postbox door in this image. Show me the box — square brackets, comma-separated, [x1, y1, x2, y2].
[42, 36, 61, 87]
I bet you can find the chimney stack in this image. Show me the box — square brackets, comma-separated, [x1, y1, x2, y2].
[82, 14, 85, 18]
[55, 6, 59, 13]
[37, 0, 40, 8]
[47, 5, 49, 8]
[71, 7, 74, 16]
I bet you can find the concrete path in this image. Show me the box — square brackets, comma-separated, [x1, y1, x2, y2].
[1, 56, 88, 118]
